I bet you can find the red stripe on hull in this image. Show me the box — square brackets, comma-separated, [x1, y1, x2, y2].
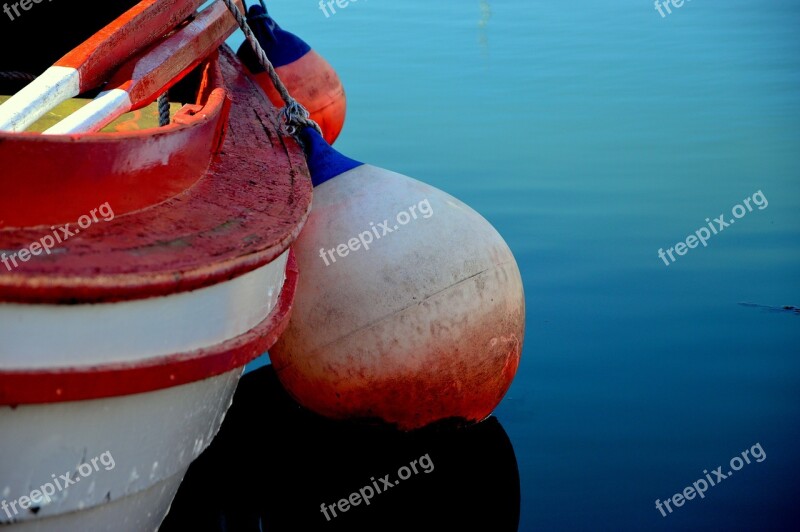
[0, 252, 298, 405]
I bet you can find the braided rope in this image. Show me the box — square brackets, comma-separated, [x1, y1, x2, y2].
[157, 91, 170, 126]
[0, 71, 36, 82]
[221, 0, 323, 137]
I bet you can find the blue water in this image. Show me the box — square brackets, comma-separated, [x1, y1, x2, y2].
[235, 1, 800, 529]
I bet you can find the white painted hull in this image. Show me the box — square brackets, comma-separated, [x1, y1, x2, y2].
[6, 470, 186, 532]
[0, 252, 290, 529]
[0, 252, 288, 370]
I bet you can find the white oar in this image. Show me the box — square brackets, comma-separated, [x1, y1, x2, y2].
[0, 0, 204, 132]
[44, 0, 243, 135]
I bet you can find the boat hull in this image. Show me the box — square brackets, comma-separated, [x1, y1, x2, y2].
[0, 47, 313, 529]
[7, 471, 185, 532]
[0, 370, 240, 529]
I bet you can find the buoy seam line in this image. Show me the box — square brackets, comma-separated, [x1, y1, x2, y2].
[221, 0, 323, 137]
[320, 453, 435, 522]
[302, 261, 515, 356]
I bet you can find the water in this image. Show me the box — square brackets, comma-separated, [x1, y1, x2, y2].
[235, 1, 800, 529]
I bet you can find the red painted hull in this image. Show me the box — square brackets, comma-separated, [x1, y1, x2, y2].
[0, 58, 229, 229]
[0, 47, 313, 403]
[0, 47, 312, 304]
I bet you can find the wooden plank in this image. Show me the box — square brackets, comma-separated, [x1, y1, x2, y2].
[0, 0, 204, 132]
[0, 95, 181, 132]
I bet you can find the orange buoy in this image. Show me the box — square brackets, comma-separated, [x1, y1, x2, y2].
[237, 4, 346, 144]
[269, 129, 526, 431]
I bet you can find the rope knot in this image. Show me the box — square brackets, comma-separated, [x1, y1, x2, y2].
[282, 100, 323, 137]
[222, 0, 323, 140]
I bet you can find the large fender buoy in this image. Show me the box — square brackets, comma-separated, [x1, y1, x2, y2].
[237, 4, 346, 144]
[270, 129, 525, 431]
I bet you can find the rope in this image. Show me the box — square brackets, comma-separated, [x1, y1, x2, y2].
[221, 0, 323, 137]
[157, 91, 170, 126]
[0, 71, 36, 82]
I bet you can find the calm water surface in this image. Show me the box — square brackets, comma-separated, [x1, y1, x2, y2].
[236, 1, 800, 529]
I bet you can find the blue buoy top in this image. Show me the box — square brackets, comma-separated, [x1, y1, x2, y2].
[300, 127, 363, 187]
[237, 4, 311, 70]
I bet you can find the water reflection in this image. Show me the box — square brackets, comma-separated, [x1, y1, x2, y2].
[162, 365, 520, 531]
[478, 0, 492, 54]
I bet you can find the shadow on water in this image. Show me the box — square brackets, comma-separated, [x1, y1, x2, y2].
[161, 365, 520, 532]
[738, 302, 800, 316]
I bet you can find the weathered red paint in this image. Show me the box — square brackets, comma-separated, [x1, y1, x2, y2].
[250, 50, 347, 144]
[0, 252, 298, 406]
[0, 47, 313, 304]
[57, 0, 205, 93]
[276, 343, 522, 432]
[0, 58, 229, 228]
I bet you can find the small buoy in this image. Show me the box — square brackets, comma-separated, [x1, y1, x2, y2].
[270, 129, 525, 431]
[237, 4, 346, 144]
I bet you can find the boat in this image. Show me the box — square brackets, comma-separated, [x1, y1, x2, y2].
[0, 21, 311, 532]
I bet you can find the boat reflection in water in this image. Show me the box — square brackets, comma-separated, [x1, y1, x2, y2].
[162, 364, 520, 531]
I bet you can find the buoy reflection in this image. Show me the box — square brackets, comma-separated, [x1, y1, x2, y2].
[161, 364, 520, 532]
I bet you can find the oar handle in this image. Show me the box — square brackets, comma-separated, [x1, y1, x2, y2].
[0, 0, 203, 132]
[44, 0, 244, 135]
[57, 0, 206, 93]
[114, 0, 244, 111]
[0, 66, 80, 132]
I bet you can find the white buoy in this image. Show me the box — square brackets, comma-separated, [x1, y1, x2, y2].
[270, 129, 525, 430]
